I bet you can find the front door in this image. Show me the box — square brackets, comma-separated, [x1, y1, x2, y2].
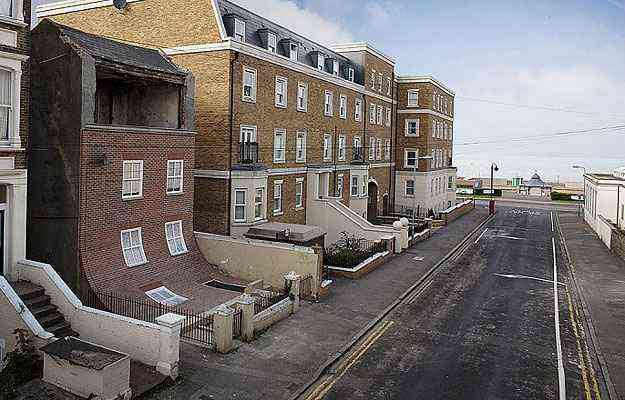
[367, 182, 378, 223]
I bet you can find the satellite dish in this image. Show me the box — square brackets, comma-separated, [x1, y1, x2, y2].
[113, 0, 127, 10]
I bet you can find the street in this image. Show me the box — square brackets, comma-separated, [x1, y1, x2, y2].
[305, 206, 604, 400]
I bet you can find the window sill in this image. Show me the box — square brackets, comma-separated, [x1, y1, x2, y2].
[0, 145, 24, 152]
[127, 261, 148, 268]
[167, 191, 184, 197]
[296, 159, 306, 163]
[275, 104, 287, 109]
[273, 160, 286, 164]
[242, 97, 257, 104]
[297, 108, 308, 113]
[273, 211, 284, 216]
[169, 250, 189, 257]
[295, 206, 304, 211]
[122, 195, 143, 201]
[0, 16, 27, 28]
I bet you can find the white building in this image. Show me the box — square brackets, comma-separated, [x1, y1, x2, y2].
[584, 169, 625, 240]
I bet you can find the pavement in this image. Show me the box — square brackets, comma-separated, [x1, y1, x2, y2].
[143, 207, 490, 400]
[558, 212, 625, 400]
[310, 205, 596, 400]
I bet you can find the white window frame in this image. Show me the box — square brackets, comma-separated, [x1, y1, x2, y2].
[376, 105, 383, 125]
[384, 139, 391, 160]
[370, 70, 376, 89]
[406, 180, 415, 197]
[387, 77, 392, 96]
[165, 220, 187, 256]
[405, 119, 419, 137]
[120, 227, 147, 267]
[146, 286, 188, 306]
[348, 67, 355, 82]
[234, 18, 245, 41]
[337, 175, 344, 198]
[317, 53, 325, 71]
[234, 188, 247, 222]
[295, 178, 304, 209]
[273, 180, 283, 215]
[254, 187, 265, 220]
[338, 134, 346, 161]
[376, 138, 382, 160]
[351, 175, 359, 197]
[289, 43, 298, 61]
[242, 66, 257, 103]
[369, 103, 376, 124]
[407, 89, 419, 107]
[432, 121, 436, 138]
[166, 160, 183, 194]
[297, 82, 308, 112]
[333, 59, 339, 76]
[448, 176, 454, 190]
[0, 0, 23, 20]
[296, 130, 307, 163]
[275, 76, 288, 108]
[324, 90, 334, 116]
[369, 137, 376, 160]
[377, 73, 383, 92]
[122, 160, 143, 200]
[273, 128, 286, 163]
[323, 134, 333, 161]
[354, 98, 362, 121]
[240, 124, 257, 143]
[339, 95, 347, 119]
[405, 149, 418, 168]
[0, 61, 22, 148]
[361, 174, 367, 196]
[267, 32, 277, 53]
[386, 107, 392, 127]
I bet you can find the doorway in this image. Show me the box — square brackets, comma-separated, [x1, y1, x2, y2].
[367, 182, 378, 223]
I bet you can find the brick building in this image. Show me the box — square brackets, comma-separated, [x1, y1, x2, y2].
[395, 77, 456, 216]
[0, 0, 29, 280]
[27, 21, 246, 311]
[37, 0, 456, 239]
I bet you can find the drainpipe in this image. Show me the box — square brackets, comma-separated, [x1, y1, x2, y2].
[227, 52, 240, 236]
[390, 74, 396, 215]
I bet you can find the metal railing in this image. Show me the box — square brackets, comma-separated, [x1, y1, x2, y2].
[239, 142, 259, 164]
[252, 291, 290, 315]
[85, 288, 215, 349]
[232, 307, 242, 339]
[324, 239, 387, 269]
[352, 146, 364, 162]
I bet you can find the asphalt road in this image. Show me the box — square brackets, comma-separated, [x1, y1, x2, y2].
[313, 206, 601, 400]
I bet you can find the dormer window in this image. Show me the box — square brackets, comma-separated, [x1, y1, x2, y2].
[267, 32, 277, 53]
[234, 18, 245, 41]
[348, 67, 355, 83]
[317, 53, 325, 71]
[290, 43, 298, 61]
[332, 60, 339, 76]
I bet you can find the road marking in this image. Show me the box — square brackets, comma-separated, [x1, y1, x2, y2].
[475, 228, 488, 244]
[406, 280, 433, 305]
[552, 237, 566, 400]
[566, 288, 593, 400]
[306, 320, 395, 400]
[551, 211, 555, 232]
[494, 273, 565, 286]
[412, 256, 425, 262]
[495, 235, 525, 241]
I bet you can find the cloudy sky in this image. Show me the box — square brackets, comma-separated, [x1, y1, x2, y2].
[32, 0, 625, 182]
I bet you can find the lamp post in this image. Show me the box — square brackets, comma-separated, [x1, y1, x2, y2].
[573, 165, 586, 217]
[412, 155, 433, 227]
[490, 162, 499, 199]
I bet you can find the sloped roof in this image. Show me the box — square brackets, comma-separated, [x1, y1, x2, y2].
[525, 173, 550, 188]
[47, 20, 186, 77]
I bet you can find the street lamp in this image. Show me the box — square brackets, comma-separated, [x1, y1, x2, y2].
[490, 162, 499, 199]
[573, 165, 586, 217]
[412, 155, 433, 226]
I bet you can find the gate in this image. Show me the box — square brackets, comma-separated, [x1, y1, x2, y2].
[232, 307, 242, 339]
[300, 274, 314, 300]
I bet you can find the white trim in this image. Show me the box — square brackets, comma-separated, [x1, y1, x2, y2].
[274, 75, 288, 108]
[397, 108, 454, 122]
[194, 169, 230, 179]
[396, 75, 455, 96]
[242, 66, 257, 103]
[165, 220, 188, 256]
[330, 42, 396, 66]
[0, 276, 54, 340]
[164, 40, 397, 103]
[0, 28, 17, 48]
[210, 0, 227, 40]
[146, 286, 188, 306]
[36, 0, 144, 17]
[0, 16, 26, 28]
[166, 159, 183, 195]
[121, 160, 143, 200]
[120, 227, 147, 267]
[405, 118, 419, 137]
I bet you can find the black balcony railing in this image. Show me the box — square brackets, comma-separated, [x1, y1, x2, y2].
[240, 142, 259, 164]
[352, 146, 364, 162]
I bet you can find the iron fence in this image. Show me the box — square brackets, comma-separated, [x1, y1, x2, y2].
[85, 288, 215, 349]
[252, 291, 290, 315]
[232, 307, 242, 339]
[299, 274, 314, 300]
[239, 142, 259, 164]
[324, 238, 387, 269]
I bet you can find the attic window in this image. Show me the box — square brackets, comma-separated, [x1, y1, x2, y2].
[234, 18, 245, 41]
[289, 43, 298, 61]
[317, 53, 325, 71]
[267, 32, 277, 53]
[333, 60, 339, 76]
[348, 67, 355, 82]
[145, 286, 188, 306]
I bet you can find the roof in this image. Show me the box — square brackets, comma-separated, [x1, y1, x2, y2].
[396, 75, 456, 96]
[524, 173, 551, 188]
[48, 20, 186, 78]
[330, 42, 395, 66]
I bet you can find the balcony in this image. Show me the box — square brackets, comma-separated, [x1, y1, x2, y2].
[352, 146, 365, 164]
[239, 142, 259, 164]
[448, 157, 453, 167]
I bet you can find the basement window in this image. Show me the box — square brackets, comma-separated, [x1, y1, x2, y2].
[145, 286, 188, 306]
[203, 280, 247, 293]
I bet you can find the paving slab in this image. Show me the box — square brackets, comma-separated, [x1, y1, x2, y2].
[144, 207, 490, 400]
[558, 212, 625, 400]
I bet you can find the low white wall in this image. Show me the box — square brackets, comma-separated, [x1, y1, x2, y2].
[0, 277, 54, 354]
[597, 215, 614, 249]
[195, 233, 321, 294]
[308, 198, 406, 252]
[253, 298, 293, 333]
[15, 260, 180, 374]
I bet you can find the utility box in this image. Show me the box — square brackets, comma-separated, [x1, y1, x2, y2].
[489, 200, 496, 215]
[40, 337, 131, 400]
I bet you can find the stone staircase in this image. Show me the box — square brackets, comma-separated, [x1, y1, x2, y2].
[11, 280, 77, 338]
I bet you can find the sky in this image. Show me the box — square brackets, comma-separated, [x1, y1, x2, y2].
[32, 0, 625, 182]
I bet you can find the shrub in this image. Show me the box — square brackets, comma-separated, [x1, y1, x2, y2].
[551, 191, 572, 201]
[0, 329, 41, 400]
[324, 232, 385, 269]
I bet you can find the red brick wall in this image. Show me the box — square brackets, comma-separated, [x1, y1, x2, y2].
[194, 177, 230, 235]
[78, 128, 205, 292]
